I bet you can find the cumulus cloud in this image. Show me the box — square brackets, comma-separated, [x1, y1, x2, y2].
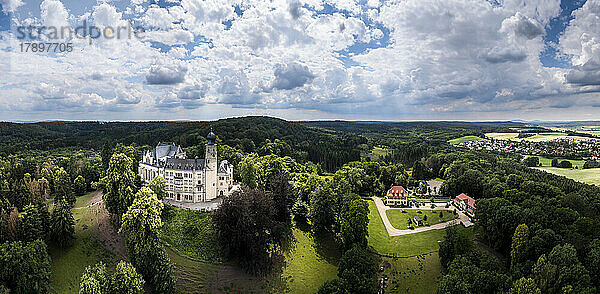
[146, 62, 188, 85]
[484, 46, 527, 63]
[3, 0, 600, 120]
[270, 62, 315, 91]
[565, 60, 600, 86]
[0, 0, 23, 13]
[41, 0, 69, 29]
[501, 12, 546, 40]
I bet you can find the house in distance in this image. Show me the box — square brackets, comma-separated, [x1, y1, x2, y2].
[384, 185, 409, 207]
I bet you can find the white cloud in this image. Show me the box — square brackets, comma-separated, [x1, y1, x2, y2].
[0, 0, 23, 13]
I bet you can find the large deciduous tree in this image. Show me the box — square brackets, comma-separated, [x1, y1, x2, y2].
[340, 199, 369, 248]
[19, 203, 44, 242]
[0, 240, 51, 293]
[101, 153, 137, 217]
[510, 224, 530, 276]
[119, 187, 175, 293]
[212, 187, 279, 274]
[336, 245, 379, 294]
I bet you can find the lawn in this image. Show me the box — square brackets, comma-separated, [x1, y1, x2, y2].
[534, 167, 600, 186]
[49, 192, 117, 293]
[366, 201, 447, 257]
[386, 209, 455, 230]
[277, 225, 340, 293]
[448, 135, 484, 145]
[381, 253, 443, 294]
[162, 209, 339, 293]
[160, 206, 222, 262]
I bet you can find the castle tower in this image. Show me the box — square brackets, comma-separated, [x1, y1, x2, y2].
[205, 130, 218, 200]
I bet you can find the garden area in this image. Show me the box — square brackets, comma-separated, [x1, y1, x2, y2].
[386, 209, 456, 230]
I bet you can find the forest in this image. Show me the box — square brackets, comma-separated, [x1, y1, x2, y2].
[0, 117, 597, 293]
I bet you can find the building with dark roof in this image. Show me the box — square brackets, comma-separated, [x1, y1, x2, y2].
[138, 131, 234, 203]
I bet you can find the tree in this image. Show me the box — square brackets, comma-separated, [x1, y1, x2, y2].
[147, 176, 166, 201]
[267, 173, 295, 222]
[291, 198, 309, 222]
[79, 262, 110, 294]
[439, 225, 473, 270]
[510, 277, 541, 294]
[318, 279, 348, 294]
[54, 167, 75, 206]
[337, 245, 378, 294]
[120, 187, 163, 260]
[50, 198, 75, 248]
[109, 261, 144, 294]
[340, 199, 369, 248]
[310, 185, 335, 232]
[74, 175, 87, 196]
[412, 160, 429, 180]
[511, 224, 530, 275]
[551, 159, 559, 167]
[119, 187, 175, 293]
[586, 239, 600, 287]
[212, 187, 279, 274]
[100, 153, 137, 217]
[19, 204, 44, 242]
[523, 157, 539, 167]
[439, 211, 444, 218]
[559, 160, 572, 169]
[0, 240, 51, 293]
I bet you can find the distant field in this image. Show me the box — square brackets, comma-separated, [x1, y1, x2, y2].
[534, 167, 600, 186]
[386, 209, 455, 230]
[485, 132, 520, 140]
[526, 155, 585, 169]
[448, 135, 484, 145]
[486, 132, 591, 142]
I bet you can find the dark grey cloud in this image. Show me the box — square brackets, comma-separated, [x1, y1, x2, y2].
[565, 60, 600, 86]
[146, 63, 187, 85]
[513, 13, 545, 39]
[271, 62, 315, 90]
[484, 47, 527, 63]
[288, 0, 302, 19]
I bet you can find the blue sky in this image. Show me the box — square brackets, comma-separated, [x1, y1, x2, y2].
[0, 0, 600, 121]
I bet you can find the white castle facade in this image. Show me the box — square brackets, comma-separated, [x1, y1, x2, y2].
[138, 131, 234, 202]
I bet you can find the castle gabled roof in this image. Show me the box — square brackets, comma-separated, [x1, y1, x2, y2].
[164, 158, 206, 170]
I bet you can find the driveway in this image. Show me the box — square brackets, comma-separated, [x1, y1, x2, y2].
[372, 197, 470, 236]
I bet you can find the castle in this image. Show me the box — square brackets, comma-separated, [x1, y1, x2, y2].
[138, 131, 234, 203]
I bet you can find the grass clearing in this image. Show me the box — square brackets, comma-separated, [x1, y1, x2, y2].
[386, 209, 456, 230]
[534, 167, 600, 186]
[277, 226, 340, 293]
[381, 253, 442, 294]
[161, 206, 222, 262]
[448, 135, 484, 145]
[366, 201, 447, 257]
[49, 192, 117, 293]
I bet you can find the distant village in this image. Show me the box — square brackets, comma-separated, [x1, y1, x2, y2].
[459, 137, 600, 160]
